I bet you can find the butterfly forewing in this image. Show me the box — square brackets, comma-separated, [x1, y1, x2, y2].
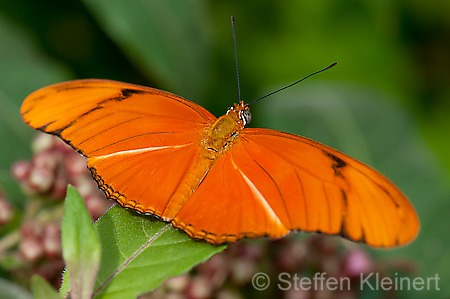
[21, 79, 216, 216]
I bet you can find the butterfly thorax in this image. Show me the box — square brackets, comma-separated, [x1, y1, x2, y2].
[201, 101, 250, 158]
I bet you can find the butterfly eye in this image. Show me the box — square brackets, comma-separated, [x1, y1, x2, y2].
[240, 109, 252, 126]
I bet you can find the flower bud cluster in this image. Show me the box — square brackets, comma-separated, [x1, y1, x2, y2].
[3, 133, 112, 288]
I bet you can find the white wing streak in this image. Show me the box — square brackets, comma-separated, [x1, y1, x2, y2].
[238, 169, 286, 230]
[92, 143, 193, 160]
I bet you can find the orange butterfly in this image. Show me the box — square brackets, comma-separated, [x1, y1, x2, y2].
[21, 77, 419, 248]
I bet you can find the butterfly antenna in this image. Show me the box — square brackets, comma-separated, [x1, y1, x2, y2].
[231, 16, 241, 102]
[247, 62, 338, 106]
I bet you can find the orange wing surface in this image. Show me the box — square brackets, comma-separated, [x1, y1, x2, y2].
[173, 128, 419, 247]
[21, 79, 216, 216]
[21, 79, 419, 247]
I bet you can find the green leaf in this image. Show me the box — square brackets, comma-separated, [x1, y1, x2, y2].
[260, 82, 450, 297]
[31, 275, 61, 299]
[0, 277, 33, 299]
[82, 0, 211, 100]
[61, 185, 101, 299]
[83, 205, 225, 299]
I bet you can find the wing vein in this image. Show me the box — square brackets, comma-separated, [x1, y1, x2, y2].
[78, 116, 144, 146]
[252, 159, 293, 228]
[295, 170, 309, 229]
[244, 135, 334, 184]
[322, 183, 332, 232]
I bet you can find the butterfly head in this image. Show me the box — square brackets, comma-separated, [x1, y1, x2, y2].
[227, 101, 251, 128]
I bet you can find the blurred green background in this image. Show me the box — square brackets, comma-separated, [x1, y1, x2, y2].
[0, 0, 449, 297]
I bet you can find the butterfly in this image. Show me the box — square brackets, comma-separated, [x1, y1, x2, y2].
[21, 78, 419, 247]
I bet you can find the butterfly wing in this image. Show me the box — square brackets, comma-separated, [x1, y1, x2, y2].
[172, 128, 419, 247]
[22, 80, 419, 247]
[21, 79, 216, 216]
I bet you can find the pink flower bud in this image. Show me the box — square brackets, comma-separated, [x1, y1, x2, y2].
[237, 242, 264, 261]
[32, 150, 59, 171]
[72, 176, 96, 198]
[230, 258, 256, 286]
[29, 167, 54, 193]
[197, 254, 228, 288]
[65, 153, 88, 177]
[49, 171, 69, 199]
[84, 194, 108, 220]
[0, 192, 13, 225]
[0, 199, 14, 225]
[165, 274, 189, 292]
[53, 137, 74, 154]
[340, 249, 373, 278]
[185, 276, 212, 299]
[43, 222, 60, 238]
[21, 220, 44, 238]
[11, 160, 31, 182]
[19, 237, 44, 263]
[32, 133, 55, 153]
[43, 234, 62, 258]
